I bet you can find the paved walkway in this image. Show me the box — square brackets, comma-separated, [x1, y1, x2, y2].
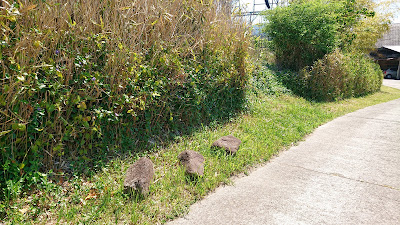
[168, 80, 400, 225]
[383, 79, 400, 89]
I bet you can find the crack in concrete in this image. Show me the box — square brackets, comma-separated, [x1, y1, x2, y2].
[284, 163, 400, 192]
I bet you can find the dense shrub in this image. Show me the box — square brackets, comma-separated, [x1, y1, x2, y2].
[346, 53, 383, 97]
[300, 50, 351, 101]
[262, 0, 389, 70]
[262, 0, 340, 70]
[0, 0, 249, 198]
[297, 50, 382, 101]
[262, 0, 387, 101]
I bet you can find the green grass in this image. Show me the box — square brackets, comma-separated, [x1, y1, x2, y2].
[3, 84, 400, 224]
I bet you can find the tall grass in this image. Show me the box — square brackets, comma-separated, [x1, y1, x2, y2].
[276, 50, 383, 102]
[0, 0, 249, 199]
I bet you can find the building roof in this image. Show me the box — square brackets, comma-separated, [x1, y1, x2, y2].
[376, 23, 400, 47]
[382, 45, 400, 54]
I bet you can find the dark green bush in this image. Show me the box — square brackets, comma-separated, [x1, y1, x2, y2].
[298, 50, 382, 101]
[262, 0, 388, 71]
[347, 53, 383, 97]
[262, 0, 340, 70]
[0, 0, 249, 200]
[262, 0, 385, 101]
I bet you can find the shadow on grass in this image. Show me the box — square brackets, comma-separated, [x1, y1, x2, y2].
[262, 63, 308, 99]
[59, 82, 248, 182]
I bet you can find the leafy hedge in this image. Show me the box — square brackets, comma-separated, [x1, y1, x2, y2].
[262, 0, 385, 101]
[279, 50, 383, 101]
[0, 0, 249, 199]
[262, 0, 340, 70]
[262, 0, 389, 70]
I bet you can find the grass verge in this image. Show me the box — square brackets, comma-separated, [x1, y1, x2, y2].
[3, 85, 400, 224]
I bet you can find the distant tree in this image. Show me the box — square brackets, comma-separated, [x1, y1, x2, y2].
[337, 0, 391, 53]
[334, 0, 390, 52]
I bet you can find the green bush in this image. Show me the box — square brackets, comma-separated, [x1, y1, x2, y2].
[298, 50, 382, 101]
[262, 0, 388, 71]
[0, 0, 249, 199]
[300, 50, 351, 101]
[347, 53, 383, 97]
[262, 0, 385, 101]
[262, 0, 340, 70]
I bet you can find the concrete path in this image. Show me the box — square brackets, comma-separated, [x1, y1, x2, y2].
[383, 78, 400, 89]
[168, 80, 400, 225]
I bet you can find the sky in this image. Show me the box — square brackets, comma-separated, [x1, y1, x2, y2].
[389, 2, 400, 23]
[235, 0, 400, 24]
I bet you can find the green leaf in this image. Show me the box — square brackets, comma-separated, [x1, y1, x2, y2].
[47, 104, 56, 113]
[31, 145, 38, 152]
[17, 75, 25, 82]
[77, 101, 87, 110]
[152, 92, 160, 97]
[12, 123, 26, 131]
[0, 130, 11, 137]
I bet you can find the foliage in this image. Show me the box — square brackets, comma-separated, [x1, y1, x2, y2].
[279, 50, 383, 101]
[262, 0, 390, 70]
[349, 11, 391, 52]
[300, 50, 352, 101]
[249, 59, 291, 96]
[262, 0, 341, 70]
[345, 52, 383, 97]
[0, 0, 249, 202]
[261, 0, 388, 101]
[334, 0, 390, 52]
